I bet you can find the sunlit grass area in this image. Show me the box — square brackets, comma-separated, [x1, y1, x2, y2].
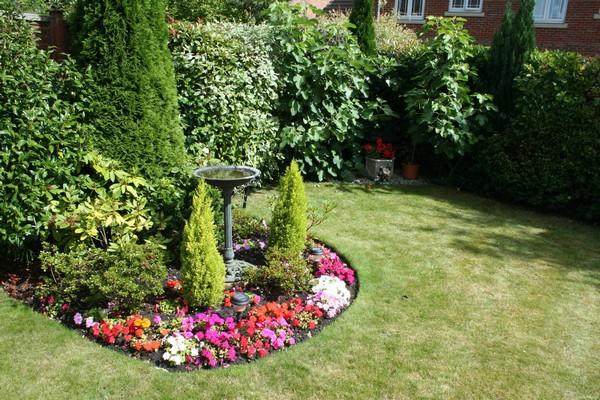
[1, 183, 598, 399]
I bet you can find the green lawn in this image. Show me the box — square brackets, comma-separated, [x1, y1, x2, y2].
[1, 183, 599, 399]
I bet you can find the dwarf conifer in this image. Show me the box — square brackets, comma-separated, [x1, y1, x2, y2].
[269, 160, 308, 255]
[180, 179, 225, 307]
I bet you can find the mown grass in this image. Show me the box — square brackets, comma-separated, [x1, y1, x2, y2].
[1, 183, 599, 399]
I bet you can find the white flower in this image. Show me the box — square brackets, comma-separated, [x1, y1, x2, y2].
[190, 347, 199, 357]
[171, 355, 183, 366]
[162, 352, 171, 361]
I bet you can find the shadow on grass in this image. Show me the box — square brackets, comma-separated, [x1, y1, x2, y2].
[332, 182, 600, 288]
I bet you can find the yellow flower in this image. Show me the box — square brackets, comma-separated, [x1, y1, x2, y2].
[141, 318, 151, 329]
[134, 319, 143, 327]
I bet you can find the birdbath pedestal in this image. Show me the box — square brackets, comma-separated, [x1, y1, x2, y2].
[193, 166, 261, 283]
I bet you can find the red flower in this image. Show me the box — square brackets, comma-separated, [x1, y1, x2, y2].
[258, 348, 268, 358]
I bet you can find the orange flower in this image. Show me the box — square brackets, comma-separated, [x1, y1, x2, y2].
[133, 341, 142, 351]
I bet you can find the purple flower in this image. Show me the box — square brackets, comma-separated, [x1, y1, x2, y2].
[258, 240, 266, 250]
[234, 243, 242, 251]
[73, 313, 83, 325]
[152, 315, 162, 325]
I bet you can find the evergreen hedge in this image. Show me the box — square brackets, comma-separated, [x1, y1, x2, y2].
[466, 51, 600, 222]
[0, 13, 90, 260]
[70, 0, 186, 181]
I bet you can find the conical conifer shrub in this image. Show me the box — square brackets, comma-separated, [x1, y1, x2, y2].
[268, 160, 308, 255]
[180, 179, 225, 307]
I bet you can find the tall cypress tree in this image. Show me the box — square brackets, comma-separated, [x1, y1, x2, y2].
[70, 0, 185, 180]
[349, 0, 376, 55]
[487, 0, 536, 116]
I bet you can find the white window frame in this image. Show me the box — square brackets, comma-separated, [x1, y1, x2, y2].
[448, 0, 483, 13]
[395, 0, 426, 22]
[534, 0, 568, 23]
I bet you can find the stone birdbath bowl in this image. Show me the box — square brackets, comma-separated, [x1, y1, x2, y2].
[193, 165, 261, 283]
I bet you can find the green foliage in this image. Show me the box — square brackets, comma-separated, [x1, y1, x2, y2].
[180, 179, 225, 307]
[349, 0, 376, 55]
[40, 240, 167, 311]
[49, 153, 154, 250]
[244, 247, 311, 297]
[373, 15, 419, 57]
[232, 209, 268, 242]
[467, 51, 600, 221]
[70, 0, 186, 181]
[0, 0, 76, 13]
[269, 161, 307, 255]
[268, 2, 391, 180]
[487, 0, 536, 116]
[320, 12, 419, 57]
[404, 17, 495, 160]
[166, 0, 275, 23]
[169, 21, 281, 178]
[0, 14, 92, 260]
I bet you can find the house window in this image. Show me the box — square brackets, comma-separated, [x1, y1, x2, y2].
[448, 0, 482, 12]
[534, 0, 568, 23]
[396, 0, 426, 21]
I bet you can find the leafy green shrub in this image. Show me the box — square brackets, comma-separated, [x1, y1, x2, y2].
[269, 161, 307, 255]
[404, 17, 495, 161]
[233, 209, 268, 242]
[349, 0, 376, 55]
[269, 2, 391, 180]
[0, 14, 92, 260]
[40, 240, 167, 311]
[244, 247, 311, 297]
[49, 153, 155, 250]
[70, 0, 186, 181]
[486, 0, 535, 116]
[167, 0, 275, 22]
[180, 179, 225, 307]
[373, 15, 419, 57]
[169, 21, 281, 178]
[320, 12, 419, 58]
[467, 51, 600, 221]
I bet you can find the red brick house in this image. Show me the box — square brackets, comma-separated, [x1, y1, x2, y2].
[305, 0, 600, 55]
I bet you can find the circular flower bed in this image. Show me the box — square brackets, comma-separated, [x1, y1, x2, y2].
[3, 234, 357, 371]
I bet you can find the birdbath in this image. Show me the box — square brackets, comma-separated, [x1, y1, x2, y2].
[193, 165, 261, 282]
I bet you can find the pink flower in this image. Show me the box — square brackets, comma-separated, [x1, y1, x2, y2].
[85, 317, 94, 328]
[152, 315, 161, 325]
[73, 313, 83, 325]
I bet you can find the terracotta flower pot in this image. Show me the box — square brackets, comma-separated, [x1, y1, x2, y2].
[401, 163, 420, 180]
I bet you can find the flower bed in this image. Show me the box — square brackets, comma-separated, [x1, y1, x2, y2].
[1, 237, 357, 372]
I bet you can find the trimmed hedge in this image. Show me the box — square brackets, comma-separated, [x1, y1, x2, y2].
[169, 21, 281, 179]
[466, 51, 600, 221]
[0, 14, 91, 259]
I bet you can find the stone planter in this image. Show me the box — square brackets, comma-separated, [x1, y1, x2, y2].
[365, 158, 394, 180]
